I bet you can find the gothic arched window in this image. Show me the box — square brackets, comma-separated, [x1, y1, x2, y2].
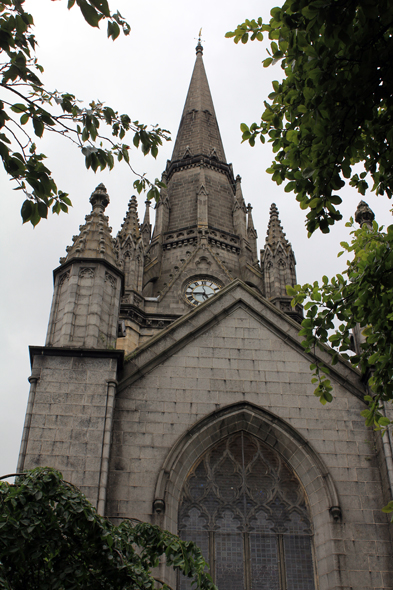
[178, 432, 317, 590]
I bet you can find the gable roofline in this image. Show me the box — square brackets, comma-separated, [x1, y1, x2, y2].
[118, 279, 364, 400]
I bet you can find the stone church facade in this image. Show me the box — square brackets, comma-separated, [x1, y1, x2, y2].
[18, 42, 393, 590]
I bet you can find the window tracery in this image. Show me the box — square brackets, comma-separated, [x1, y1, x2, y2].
[178, 432, 316, 590]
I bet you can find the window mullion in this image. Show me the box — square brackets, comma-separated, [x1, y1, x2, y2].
[278, 534, 287, 590]
[209, 530, 215, 585]
[243, 532, 251, 590]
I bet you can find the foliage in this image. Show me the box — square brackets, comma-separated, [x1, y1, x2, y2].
[226, 0, 393, 235]
[0, 0, 169, 226]
[287, 217, 393, 433]
[382, 499, 393, 523]
[0, 467, 216, 590]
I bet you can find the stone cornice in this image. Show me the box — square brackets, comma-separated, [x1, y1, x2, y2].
[29, 345, 124, 372]
[166, 154, 236, 189]
[52, 257, 124, 294]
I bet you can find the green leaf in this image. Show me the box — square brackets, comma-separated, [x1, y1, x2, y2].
[378, 417, 390, 427]
[77, 0, 102, 27]
[37, 202, 48, 219]
[284, 181, 296, 193]
[21, 199, 33, 223]
[32, 118, 44, 138]
[10, 103, 27, 113]
[90, 0, 110, 17]
[107, 20, 120, 40]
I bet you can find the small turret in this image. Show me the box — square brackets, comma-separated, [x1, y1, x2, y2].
[233, 175, 247, 239]
[152, 172, 169, 240]
[115, 195, 144, 293]
[355, 200, 375, 229]
[141, 199, 152, 247]
[261, 203, 302, 323]
[352, 201, 375, 354]
[46, 184, 123, 349]
[118, 195, 141, 243]
[61, 183, 118, 268]
[247, 203, 258, 263]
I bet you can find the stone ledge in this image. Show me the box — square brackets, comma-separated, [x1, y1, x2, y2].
[29, 346, 124, 373]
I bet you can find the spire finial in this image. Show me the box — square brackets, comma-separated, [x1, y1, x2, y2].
[265, 203, 289, 247]
[61, 184, 117, 267]
[196, 28, 203, 55]
[90, 183, 109, 212]
[117, 195, 141, 241]
[355, 200, 375, 228]
[143, 198, 151, 225]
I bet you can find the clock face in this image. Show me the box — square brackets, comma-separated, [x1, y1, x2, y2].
[185, 279, 221, 306]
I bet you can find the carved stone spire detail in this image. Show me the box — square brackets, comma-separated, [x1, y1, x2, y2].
[115, 195, 144, 292]
[197, 165, 209, 228]
[141, 199, 152, 247]
[355, 200, 375, 229]
[352, 200, 376, 355]
[117, 195, 141, 242]
[233, 175, 247, 240]
[60, 183, 118, 268]
[265, 203, 289, 248]
[247, 203, 258, 263]
[261, 203, 302, 323]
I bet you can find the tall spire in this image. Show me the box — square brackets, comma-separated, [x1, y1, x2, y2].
[171, 42, 226, 163]
[142, 43, 264, 307]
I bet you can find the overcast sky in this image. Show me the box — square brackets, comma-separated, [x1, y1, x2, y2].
[0, 0, 391, 477]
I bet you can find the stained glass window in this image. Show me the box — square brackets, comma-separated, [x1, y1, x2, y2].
[178, 432, 316, 590]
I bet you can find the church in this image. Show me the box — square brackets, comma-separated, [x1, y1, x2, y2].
[17, 41, 393, 590]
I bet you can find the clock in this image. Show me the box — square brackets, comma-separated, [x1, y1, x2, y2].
[185, 278, 221, 306]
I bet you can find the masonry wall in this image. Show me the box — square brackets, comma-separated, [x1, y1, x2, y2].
[20, 353, 118, 507]
[107, 288, 393, 590]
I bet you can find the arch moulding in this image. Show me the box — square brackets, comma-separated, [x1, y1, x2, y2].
[153, 402, 346, 590]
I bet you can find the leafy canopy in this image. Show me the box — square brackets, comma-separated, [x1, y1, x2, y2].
[287, 214, 393, 521]
[287, 216, 393, 423]
[226, 0, 393, 235]
[227, 3, 393, 522]
[0, 467, 217, 590]
[0, 0, 169, 226]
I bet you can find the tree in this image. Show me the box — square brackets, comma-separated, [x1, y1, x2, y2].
[226, 1, 393, 520]
[0, 0, 169, 226]
[0, 467, 216, 590]
[287, 208, 393, 519]
[226, 0, 393, 236]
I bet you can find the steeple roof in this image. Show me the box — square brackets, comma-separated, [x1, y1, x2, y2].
[117, 195, 140, 242]
[265, 203, 290, 248]
[61, 184, 118, 267]
[171, 41, 226, 163]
